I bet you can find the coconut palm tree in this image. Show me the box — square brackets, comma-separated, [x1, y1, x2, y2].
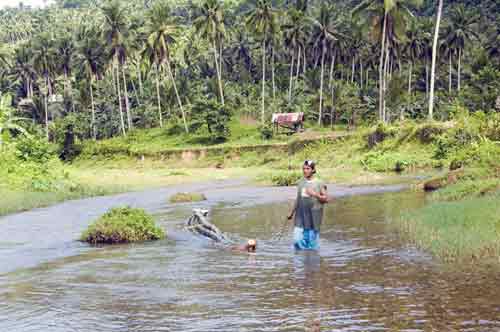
[193, 0, 226, 105]
[246, 0, 278, 124]
[101, 0, 129, 136]
[311, 3, 343, 125]
[445, 4, 480, 91]
[144, 1, 188, 133]
[403, 18, 424, 94]
[77, 26, 104, 140]
[55, 34, 76, 113]
[32, 33, 56, 139]
[428, 0, 443, 120]
[440, 25, 456, 94]
[485, 26, 500, 64]
[353, 0, 421, 122]
[283, 8, 309, 102]
[12, 46, 36, 100]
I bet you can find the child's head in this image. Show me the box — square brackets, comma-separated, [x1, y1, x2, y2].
[246, 239, 257, 252]
[303, 160, 316, 178]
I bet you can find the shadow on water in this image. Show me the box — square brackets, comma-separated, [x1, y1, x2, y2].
[1, 188, 500, 331]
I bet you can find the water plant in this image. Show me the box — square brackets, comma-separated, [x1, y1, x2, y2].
[169, 192, 207, 203]
[80, 207, 165, 244]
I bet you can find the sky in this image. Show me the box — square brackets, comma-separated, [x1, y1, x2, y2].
[0, 0, 54, 9]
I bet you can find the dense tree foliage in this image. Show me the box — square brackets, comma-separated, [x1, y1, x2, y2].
[0, 0, 498, 144]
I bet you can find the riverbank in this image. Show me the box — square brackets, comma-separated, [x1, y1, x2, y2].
[3, 116, 500, 266]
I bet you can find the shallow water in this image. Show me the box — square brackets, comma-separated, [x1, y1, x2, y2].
[1, 183, 499, 331]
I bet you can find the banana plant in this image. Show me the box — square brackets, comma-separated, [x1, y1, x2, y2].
[0, 94, 31, 147]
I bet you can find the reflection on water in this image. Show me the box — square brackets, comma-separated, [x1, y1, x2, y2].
[1, 190, 500, 331]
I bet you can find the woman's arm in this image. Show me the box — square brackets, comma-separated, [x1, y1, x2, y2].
[306, 185, 329, 204]
[318, 185, 329, 204]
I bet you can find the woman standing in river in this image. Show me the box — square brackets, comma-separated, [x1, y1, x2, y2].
[287, 160, 329, 250]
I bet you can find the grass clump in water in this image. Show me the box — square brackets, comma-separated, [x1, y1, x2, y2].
[80, 207, 165, 244]
[169, 192, 207, 203]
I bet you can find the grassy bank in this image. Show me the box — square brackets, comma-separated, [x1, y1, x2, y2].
[383, 114, 500, 265]
[0, 138, 121, 217]
[0, 186, 117, 216]
[394, 192, 500, 264]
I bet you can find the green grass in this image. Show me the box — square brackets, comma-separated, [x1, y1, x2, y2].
[393, 193, 500, 264]
[169, 192, 207, 203]
[80, 207, 165, 244]
[430, 178, 500, 201]
[0, 185, 118, 217]
[79, 119, 292, 158]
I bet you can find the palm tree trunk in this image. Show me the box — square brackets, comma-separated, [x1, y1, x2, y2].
[121, 64, 132, 130]
[212, 40, 225, 105]
[90, 74, 96, 140]
[44, 75, 49, 140]
[271, 45, 276, 101]
[457, 47, 461, 91]
[156, 65, 163, 128]
[219, 36, 223, 77]
[329, 54, 335, 88]
[131, 78, 140, 106]
[366, 67, 370, 88]
[303, 46, 306, 73]
[408, 61, 413, 94]
[425, 57, 429, 98]
[448, 52, 452, 93]
[27, 78, 31, 99]
[288, 48, 295, 102]
[296, 45, 301, 80]
[331, 85, 335, 127]
[114, 60, 126, 137]
[360, 59, 363, 88]
[383, 43, 390, 123]
[137, 64, 143, 96]
[261, 35, 266, 124]
[166, 58, 188, 133]
[351, 56, 355, 83]
[429, 0, 443, 121]
[378, 12, 388, 122]
[318, 43, 326, 126]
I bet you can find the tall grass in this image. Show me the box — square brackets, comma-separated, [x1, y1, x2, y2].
[393, 193, 500, 264]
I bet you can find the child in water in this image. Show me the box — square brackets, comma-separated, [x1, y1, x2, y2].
[287, 160, 328, 250]
[231, 239, 257, 253]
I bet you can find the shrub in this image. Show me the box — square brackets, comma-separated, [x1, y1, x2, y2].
[270, 171, 302, 186]
[259, 125, 274, 140]
[15, 136, 55, 163]
[366, 123, 396, 149]
[415, 123, 445, 144]
[80, 207, 165, 244]
[190, 98, 231, 143]
[170, 192, 207, 203]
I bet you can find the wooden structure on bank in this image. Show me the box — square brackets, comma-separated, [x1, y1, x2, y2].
[271, 112, 305, 134]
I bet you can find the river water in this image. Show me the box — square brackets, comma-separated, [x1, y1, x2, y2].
[1, 181, 499, 331]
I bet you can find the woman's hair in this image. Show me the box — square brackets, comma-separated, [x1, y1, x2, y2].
[303, 160, 316, 174]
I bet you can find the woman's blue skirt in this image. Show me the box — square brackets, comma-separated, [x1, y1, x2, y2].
[293, 227, 320, 250]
